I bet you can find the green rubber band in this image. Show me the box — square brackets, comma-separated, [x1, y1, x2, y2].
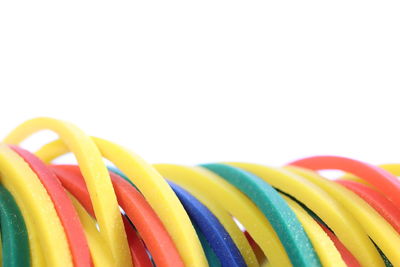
[201, 163, 321, 267]
[0, 184, 30, 267]
[195, 223, 221, 267]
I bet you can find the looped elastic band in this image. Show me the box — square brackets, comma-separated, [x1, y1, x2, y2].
[202, 163, 321, 267]
[228, 162, 384, 267]
[286, 165, 400, 266]
[3, 117, 132, 267]
[35, 137, 207, 267]
[11, 145, 92, 267]
[168, 181, 246, 267]
[0, 184, 30, 267]
[0, 144, 73, 267]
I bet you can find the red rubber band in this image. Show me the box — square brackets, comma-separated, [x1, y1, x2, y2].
[336, 179, 400, 235]
[289, 156, 400, 207]
[51, 165, 184, 267]
[10, 146, 93, 267]
[317, 222, 361, 267]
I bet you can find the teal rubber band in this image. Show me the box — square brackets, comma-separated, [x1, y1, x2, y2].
[0, 184, 30, 267]
[201, 163, 321, 267]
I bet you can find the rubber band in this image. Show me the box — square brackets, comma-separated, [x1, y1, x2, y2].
[0, 144, 73, 267]
[3, 118, 132, 267]
[35, 137, 207, 267]
[227, 162, 384, 267]
[0, 184, 30, 267]
[336, 179, 400, 234]
[286, 165, 400, 266]
[169, 181, 246, 267]
[68, 193, 114, 267]
[11, 145, 92, 267]
[280, 194, 346, 267]
[201, 163, 321, 267]
[153, 163, 292, 267]
[195, 223, 222, 267]
[289, 156, 400, 207]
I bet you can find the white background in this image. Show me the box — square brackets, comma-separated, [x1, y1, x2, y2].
[0, 1, 399, 166]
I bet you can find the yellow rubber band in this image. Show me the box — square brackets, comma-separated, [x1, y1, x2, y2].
[379, 164, 400, 176]
[0, 144, 72, 267]
[227, 162, 384, 267]
[153, 164, 292, 267]
[35, 138, 207, 267]
[287, 166, 400, 266]
[68, 193, 114, 267]
[4, 118, 132, 267]
[280, 194, 346, 267]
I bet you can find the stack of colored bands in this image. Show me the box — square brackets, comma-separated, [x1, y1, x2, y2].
[0, 117, 399, 267]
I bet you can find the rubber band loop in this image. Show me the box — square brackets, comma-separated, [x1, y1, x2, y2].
[0, 144, 72, 267]
[202, 163, 321, 267]
[51, 164, 184, 267]
[195, 224, 222, 267]
[36, 137, 207, 267]
[286, 165, 400, 266]
[289, 156, 400, 207]
[169, 181, 246, 267]
[68, 193, 114, 267]
[280, 194, 346, 267]
[336, 179, 400, 234]
[3, 118, 132, 267]
[0, 184, 30, 267]
[154, 164, 292, 267]
[227, 162, 384, 267]
[11, 145, 92, 267]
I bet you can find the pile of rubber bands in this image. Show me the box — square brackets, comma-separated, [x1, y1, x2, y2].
[0, 118, 399, 267]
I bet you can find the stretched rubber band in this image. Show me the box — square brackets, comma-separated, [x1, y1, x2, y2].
[52, 164, 184, 267]
[154, 164, 292, 267]
[280, 194, 346, 267]
[3, 118, 132, 267]
[11, 145, 92, 267]
[289, 156, 400, 207]
[0, 144, 72, 267]
[169, 181, 246, 267]
[336, 179, 400, 234]
[36, 137, 207, 267]
[202, 163, 321, 267]
[286, 165, 400, 266]
[0, 184, 30, 267]
[227, 162, 384, 267]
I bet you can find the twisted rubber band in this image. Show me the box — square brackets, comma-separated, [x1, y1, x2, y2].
[169, 181, 246, 267]
[3, 118, 132, 267]
[36, 138, 207, 267]
[202, 163, 321, 267]
[286, 165, 400, 266]
[0, 144, 72, 267]
[11, 146, 92, 267]
[0, 184, 30, 267]
[228, 162, 384, 267]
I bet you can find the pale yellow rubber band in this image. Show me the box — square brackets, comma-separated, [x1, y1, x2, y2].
[153, 164, 292, 267]
[0, 144, 72, 267]
[4, 118, 132, 267]
[287, 166, 400, 266]
[227, 162, 384, 267]
[36, 138, 208, 267]
[68, 193, 114, 267]
[281, 194, 346, 267]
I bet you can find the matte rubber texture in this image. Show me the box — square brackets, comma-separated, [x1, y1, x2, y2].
[169, 181, 246, 267]
[52, 164, 184, 267]
[195, 223, 222, 267]
[11, 145, 93, 267]
[202, 163, 321, 267]
[336, 179, 400, 234]
[0, 185, 30, 267]
[36, 137, 207, 267]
